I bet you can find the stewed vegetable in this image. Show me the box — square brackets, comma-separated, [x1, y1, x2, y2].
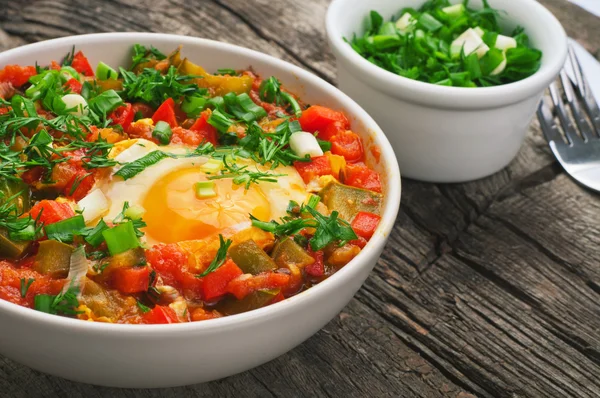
[0, 44, 384, 324]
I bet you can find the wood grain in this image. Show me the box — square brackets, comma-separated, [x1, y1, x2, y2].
[1, 0, 600, 397]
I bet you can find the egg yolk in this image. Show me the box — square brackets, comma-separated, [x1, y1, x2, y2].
[142, 167, 271, 243]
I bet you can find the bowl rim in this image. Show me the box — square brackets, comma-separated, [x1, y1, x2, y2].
[0, 32, 402, 335]
[325, 0, 568, 109]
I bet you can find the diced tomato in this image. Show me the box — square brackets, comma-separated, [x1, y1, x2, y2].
[0, 65, 37, 87]
[0, 106, 10, 115]
[319, 121, 346, 141]
[349, 236, 368, 249]
[113, 266, 151, 294]
[63, 78, 82, 94]
[226, 272, 291, 300]
[294, 156, 332, 184]
[132, 102, 155, 119]
[21, 166, 44, 184]
[191, 307, 222, 322]
[299, 105, 349, 133]
[127, 119, 155, 142]
[29, 200, 74, 226]
[344, 162, 382, 193]
[49, 61, 61, 71]
[305, 248, 325, 277]
[71, 51, 94, 77]
[143, 305, 179, 324]
[351, 212, 381, 240]
[330, 130, 363, 162]
[0, 261, 65, 308]
[63, 169, 95, 201]
[188, 110, 218, 145]
[152, 97, 178, 128]
[270, 291, 285, 304]
[146, 244, 204, 300]
[108, 103, 134, 132]
[200, 259, 243, 301]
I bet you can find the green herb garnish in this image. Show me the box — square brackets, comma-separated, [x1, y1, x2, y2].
[197, 234, 233, 277]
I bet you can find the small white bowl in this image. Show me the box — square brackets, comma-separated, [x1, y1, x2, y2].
[326, 0, 567, 182]
[0, 33, 401, 388]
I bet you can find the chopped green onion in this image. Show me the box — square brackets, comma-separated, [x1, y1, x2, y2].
[463, 53, 482, 79]
[205, 96, 225, 110]
[34, 294, 54, 313]
[102, 221, 140, 255]
[237, 93, 267, 120]
[96, 62, 119, 80]
[306, 194, 320, 209]
[280, 92, 302, 118]
[137, 301, 151, 313]
[208, 108, 234, 133]
[124, 204, 146, 220]
[195, 181, 217, 199]
[152, 121, 172, 145]
[480, 48, 505, 76]
[223, 92, 255, 123]
[80, 81, 93, 101]
[418, 13, 443, 32]
[88, 89, 123, 117]
[60, 66, 80, 80]
[45, 215, 86, 243]
[9, 224, 36, 241]
[83, 219, 109, 247]
[181, 95, 207, 116]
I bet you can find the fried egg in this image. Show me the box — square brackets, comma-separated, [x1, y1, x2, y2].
[92, 139, 309, 246]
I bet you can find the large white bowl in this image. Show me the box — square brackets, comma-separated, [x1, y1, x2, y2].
[327, 0, 567, 182]
[0, 33, 401, 388]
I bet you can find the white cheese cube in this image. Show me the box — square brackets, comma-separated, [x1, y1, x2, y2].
[61, 94, 89, 116]
[77, 189, 109, 223]
[395, 12, 416, 33]
[289, 132, 324, 158]
[451, 28, 490, 59]
[495, 34, 517, 51]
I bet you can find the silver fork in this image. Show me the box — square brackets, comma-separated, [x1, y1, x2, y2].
[537, 45, 600, 192]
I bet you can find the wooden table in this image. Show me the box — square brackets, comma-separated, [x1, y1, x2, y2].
[1, 1, 599, 396]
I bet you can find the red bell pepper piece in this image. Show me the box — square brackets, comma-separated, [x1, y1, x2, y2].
[109, 103, 135, 133]
[63, 78, 82, 94]
[226, 272, 291, 300]
[319, 120, 346, 141]
[0, 65, 37, 87]
[71, 51, 94, 77]
[330, 130, 364, 162]
[143, 305, 179, 324]
[299, 105, 349, 133]
[64, 169, 95, 202]
[200, 259, 243, 301]
[344, 163, 382, 193]
[294, 156, 332, 184]
[29, 200, 75, 226]
[152, 98, 178, 128]
[189, 110, 218, 145]
[351, 212, 381, 240]
[305, 248, 325, 277]
[113, 266, 151, 294]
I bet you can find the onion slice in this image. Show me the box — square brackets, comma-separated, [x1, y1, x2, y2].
[62, 246, 89, 297]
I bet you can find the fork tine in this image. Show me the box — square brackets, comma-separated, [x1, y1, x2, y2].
[549, 81, 580, 145]
[559, 69, 595, 141]
[537, 98, 565, 145]
[568, 46, 600, 135]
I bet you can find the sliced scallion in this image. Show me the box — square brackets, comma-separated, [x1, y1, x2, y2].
[152, 121, 172, 145]
[102, 221, 140, 255]
[195, 181, 217, 199]
[96, 62, 119, 80]
[45, 215, 86, 243]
